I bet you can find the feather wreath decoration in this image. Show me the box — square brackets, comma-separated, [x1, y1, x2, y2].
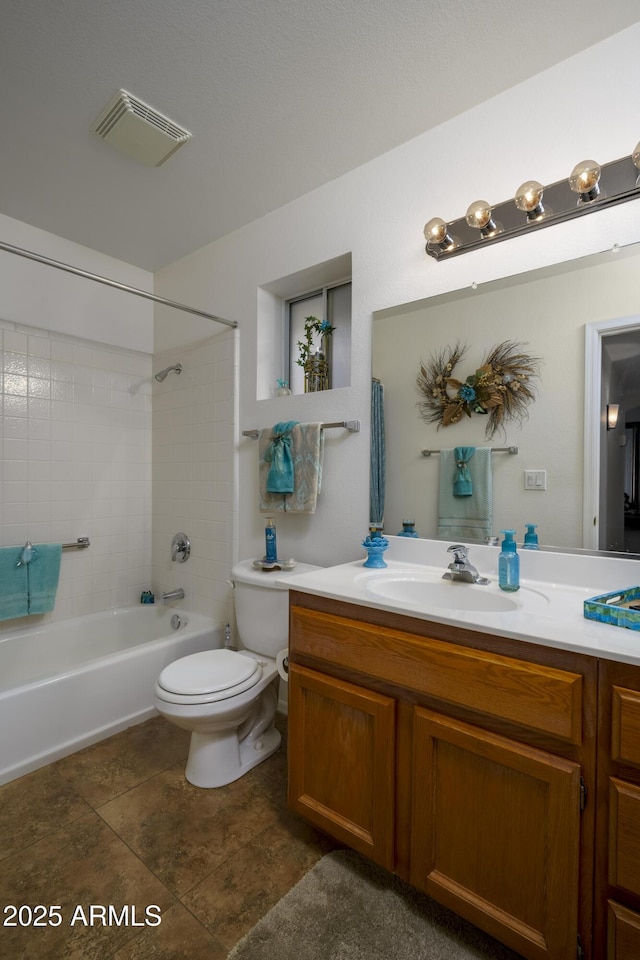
[416, 340, 541, 439]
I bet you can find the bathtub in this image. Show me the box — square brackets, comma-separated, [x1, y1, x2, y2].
[0, 605, 221, 785]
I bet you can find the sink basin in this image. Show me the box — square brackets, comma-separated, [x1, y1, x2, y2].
[359, 571, 550, 614]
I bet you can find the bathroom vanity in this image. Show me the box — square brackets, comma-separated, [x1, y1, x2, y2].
[284, 540, 640, 960]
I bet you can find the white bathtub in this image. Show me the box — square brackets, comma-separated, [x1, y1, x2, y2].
[0, 605, 221, 785]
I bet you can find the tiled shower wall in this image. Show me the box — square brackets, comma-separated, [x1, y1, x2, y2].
[152, 327, 237, 626]
[0, 321, 152, 631]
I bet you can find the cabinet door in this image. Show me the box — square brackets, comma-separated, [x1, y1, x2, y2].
[608, 901, 640, 960]
[288, 663, 395, 869]
[411, 707, 581, 960]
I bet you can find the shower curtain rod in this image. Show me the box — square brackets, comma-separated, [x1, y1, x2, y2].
[0, 240, 237, 328]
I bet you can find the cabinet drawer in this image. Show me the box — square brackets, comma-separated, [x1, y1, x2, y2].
[608, 901, 640, 960]
[291, 606, 583, 744]
[612, 687, 640, 769]
[609, 778, 640, 896]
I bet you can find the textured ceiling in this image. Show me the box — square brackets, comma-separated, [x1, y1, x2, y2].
[2, 0, 639, 271]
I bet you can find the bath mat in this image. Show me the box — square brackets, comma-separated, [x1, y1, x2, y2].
[227, 848, 523, 960]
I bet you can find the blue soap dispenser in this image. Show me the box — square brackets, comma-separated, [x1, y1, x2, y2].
[523, 523, 539, 550]
[498, 530, 520, 592]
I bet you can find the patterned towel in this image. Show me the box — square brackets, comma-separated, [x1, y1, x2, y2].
[259, 422, 324, 513]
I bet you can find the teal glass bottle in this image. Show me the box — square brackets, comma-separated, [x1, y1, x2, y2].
[498, 529, 520, 592]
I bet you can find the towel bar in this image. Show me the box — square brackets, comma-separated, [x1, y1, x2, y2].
[242, 420, 360, 439]
[62, 537, 91, 550]
[12, 537, 90, 553]
[421, 446, 518, 457]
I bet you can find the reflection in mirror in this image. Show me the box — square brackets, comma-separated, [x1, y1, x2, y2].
[372, 243, 640, 555]
[602, 331, 640, 553]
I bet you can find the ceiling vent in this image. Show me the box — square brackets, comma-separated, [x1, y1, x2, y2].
[92, 89, 192, 167]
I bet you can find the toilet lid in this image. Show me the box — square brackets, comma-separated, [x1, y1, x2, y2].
[158, 649, 259, 696]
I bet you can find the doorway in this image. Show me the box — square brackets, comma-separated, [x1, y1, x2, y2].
[584, 318, 640, 553]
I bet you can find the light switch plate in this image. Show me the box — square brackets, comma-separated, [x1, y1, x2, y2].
[524, 469, 547, 491]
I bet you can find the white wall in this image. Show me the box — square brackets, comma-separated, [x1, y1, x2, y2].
[155, 24, 640, 568]
[152, 328, 237, 625]
[0, 214, 153, 352]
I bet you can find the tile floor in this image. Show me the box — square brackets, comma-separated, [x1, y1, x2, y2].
[0, 714, 338, 959]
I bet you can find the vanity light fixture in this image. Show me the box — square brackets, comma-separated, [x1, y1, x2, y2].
[607, 403, 620, 430]
[424, 141, 640, 260]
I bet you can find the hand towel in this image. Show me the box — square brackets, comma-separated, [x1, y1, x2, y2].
[0, 546, 29, 621]
[27, 543, 62, 615]
[259, 422, 324, 513]
[453, 446, 475, 497]
[437, 447, 493, 540]
[286, 422, 324, 513]
[263, 421, 299, 493]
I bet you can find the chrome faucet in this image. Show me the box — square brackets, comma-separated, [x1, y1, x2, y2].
[443, 545, 490, 585]
[161, 588, 185, 604]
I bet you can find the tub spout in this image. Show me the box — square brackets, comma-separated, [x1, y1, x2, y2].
[162, 588, 185, 604]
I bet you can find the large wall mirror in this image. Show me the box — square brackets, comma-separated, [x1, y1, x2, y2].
[372, 242, 640, 556]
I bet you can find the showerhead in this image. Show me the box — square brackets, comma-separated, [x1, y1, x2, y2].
[154, 363, 182, 382]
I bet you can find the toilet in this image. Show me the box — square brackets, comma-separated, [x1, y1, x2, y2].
[154, 559, 320, 788]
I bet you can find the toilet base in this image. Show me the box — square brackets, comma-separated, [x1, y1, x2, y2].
[185, 723, 281, 788]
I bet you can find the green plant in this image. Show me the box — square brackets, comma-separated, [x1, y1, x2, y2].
[296, 316, 335, 368]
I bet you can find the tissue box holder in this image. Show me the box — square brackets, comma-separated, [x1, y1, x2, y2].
[583, 587, 640, 631]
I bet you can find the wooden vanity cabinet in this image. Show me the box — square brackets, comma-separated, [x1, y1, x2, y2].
[287, 663, 396, 869]
[595, 661, 640, 960]
[287, 592, 597, 960]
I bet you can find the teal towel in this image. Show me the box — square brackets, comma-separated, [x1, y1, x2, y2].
[0, 546, 29, 621]
[27, 544, 62, 615]
[438, 448, 493, 540]
[264, 421, 299, 493]
[453, 446, 475, 497]
[259, 422, 324, 514]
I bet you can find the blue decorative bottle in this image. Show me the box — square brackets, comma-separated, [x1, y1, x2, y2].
[265, 517, 278, 564]
[498, 529, 520, 592]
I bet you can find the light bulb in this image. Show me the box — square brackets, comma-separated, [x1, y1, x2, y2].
[514, 180, 545, 220]
[632, 141, 640, 186]
[423, 217, 452, 248]
[607, 403, 620, 430]
[569, 159, 601, 202]
[465, 200, 492, 230]
[465, 200, 500, 238]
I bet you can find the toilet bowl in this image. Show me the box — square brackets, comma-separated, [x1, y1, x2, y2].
[153, 559, 320, 788]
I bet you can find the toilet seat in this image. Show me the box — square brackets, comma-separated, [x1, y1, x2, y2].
[156, 649, 263, 705]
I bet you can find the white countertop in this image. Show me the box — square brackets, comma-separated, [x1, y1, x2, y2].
[282, 537, 640, 667]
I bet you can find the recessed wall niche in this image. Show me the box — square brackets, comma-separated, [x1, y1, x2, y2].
[257, 253, 352, 400]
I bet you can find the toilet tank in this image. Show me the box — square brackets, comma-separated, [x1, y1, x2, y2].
[232, 560, 323, 658]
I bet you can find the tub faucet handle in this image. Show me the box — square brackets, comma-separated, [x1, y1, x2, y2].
[171, 532, 191, 563]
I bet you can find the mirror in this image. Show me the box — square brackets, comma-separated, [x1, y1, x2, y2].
[372, 242, 640, 554]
